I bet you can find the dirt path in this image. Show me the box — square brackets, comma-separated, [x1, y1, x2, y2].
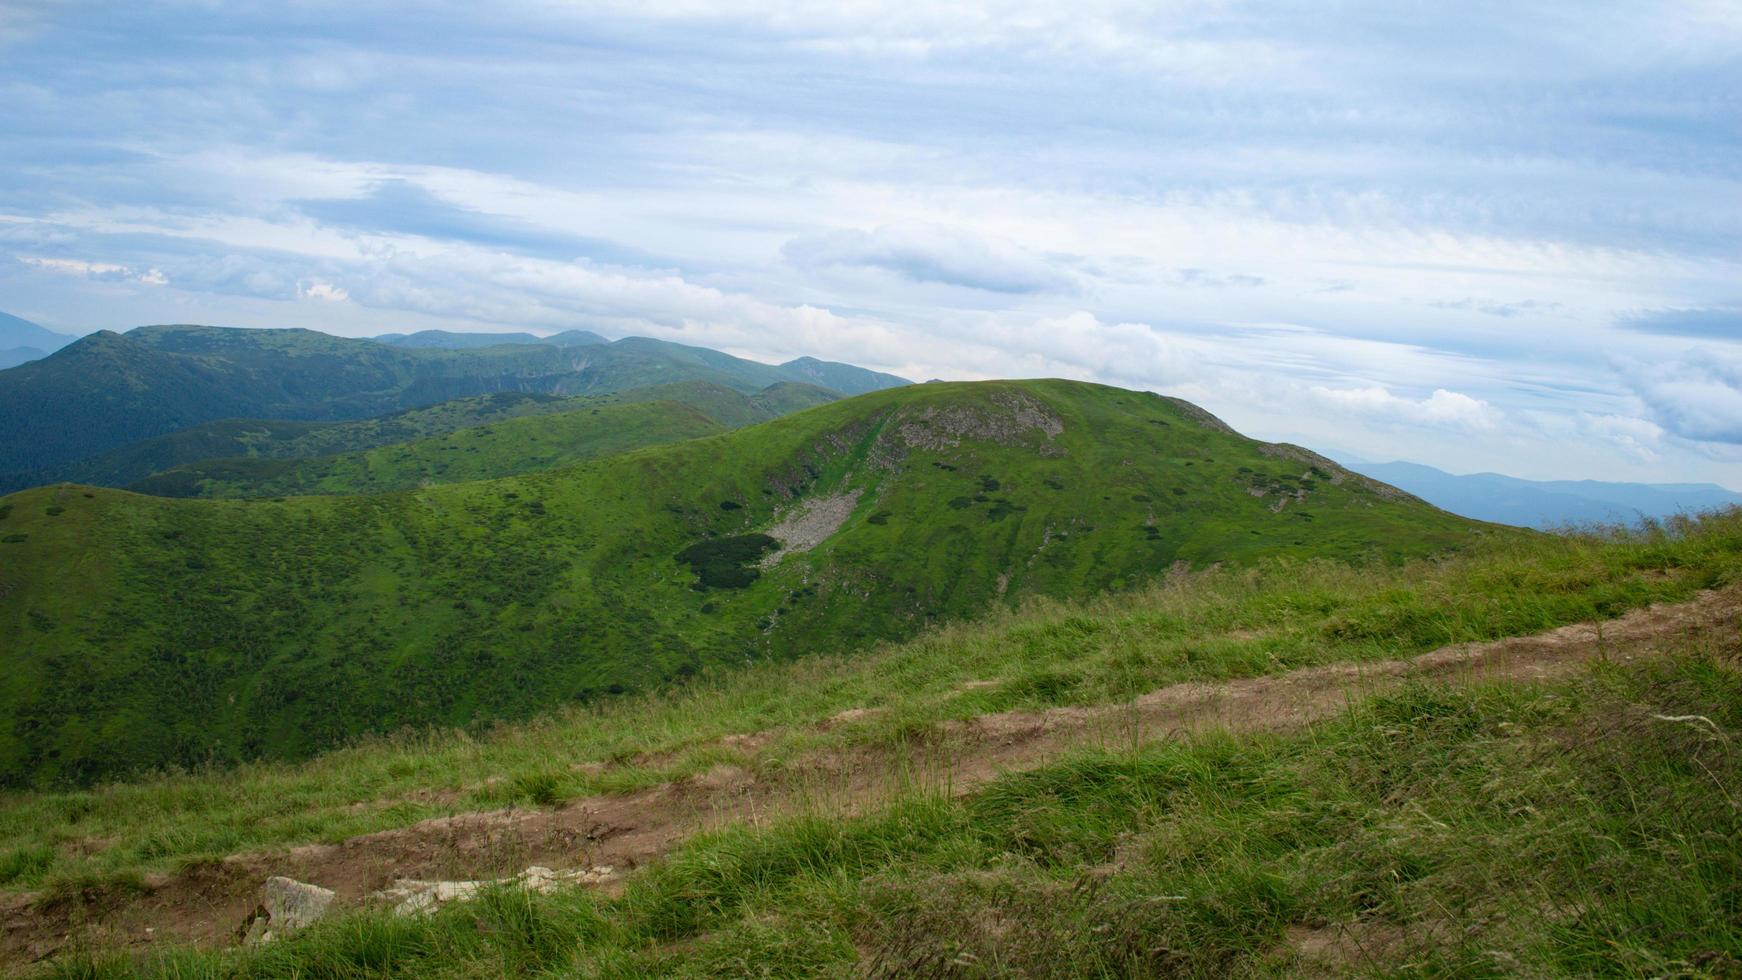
[6, 588, 1738, 967]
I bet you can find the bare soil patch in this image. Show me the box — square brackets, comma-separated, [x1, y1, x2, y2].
[760, 489, 861, 566]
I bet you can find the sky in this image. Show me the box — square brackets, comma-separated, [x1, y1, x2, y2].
[1, 1, 1739, 486]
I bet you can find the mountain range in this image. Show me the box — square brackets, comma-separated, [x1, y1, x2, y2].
[0, 311, 77, 370]
[1342, 459, 1742, 529]
[0, 324, 907, 487]
[373, 328, 609, 349]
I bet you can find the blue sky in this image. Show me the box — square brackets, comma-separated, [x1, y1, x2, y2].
[1, 1, 1739, 486]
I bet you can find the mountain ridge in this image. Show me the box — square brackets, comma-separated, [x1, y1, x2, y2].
[1345, 459, 1742, 528]
[0, 378, 1486, 787]
[0, 324, 908, 482]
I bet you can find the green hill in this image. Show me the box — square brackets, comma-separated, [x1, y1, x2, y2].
[129, 400, 724, 498]
[126, 382, 842, 500]
[0, 380, 1486, 787]
[9, 392, 569, 493]
[25, 381, 840, 495]
[0, 325, 906, 481]
[778, 355, 910, 395]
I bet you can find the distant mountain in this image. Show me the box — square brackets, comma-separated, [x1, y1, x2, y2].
[779, 355, 910, 396]
[0, 324, 908, 482]
[0, 346, 47, 370]
[1343, 460, 1742, 529]
[123, 381, 842, 498]
[0, 311, 75, 367]
[374, 329, 608, 349]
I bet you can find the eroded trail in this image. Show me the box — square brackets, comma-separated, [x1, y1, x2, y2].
[6, 588, 1738, 966]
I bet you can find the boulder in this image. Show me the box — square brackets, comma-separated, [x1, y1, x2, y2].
[241, 876, 335, 944]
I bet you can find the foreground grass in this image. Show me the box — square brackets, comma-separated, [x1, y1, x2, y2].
[1, 509, 1738, 902]
[50, 642, 1742, 976]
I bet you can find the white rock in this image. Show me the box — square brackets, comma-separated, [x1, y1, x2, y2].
[372, 865, 617, 916]
[242, 876, 335, 944]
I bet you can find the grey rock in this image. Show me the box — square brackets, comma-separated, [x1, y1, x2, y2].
[242, 876, 335, 944]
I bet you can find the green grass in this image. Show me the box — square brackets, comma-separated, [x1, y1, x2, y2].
[129, 399, 727, 498]
[0, 507, 1734, 900]
[39, 646, 1742, 977]
[29, 380, 839, 493]
[0, 379, 1491, 787]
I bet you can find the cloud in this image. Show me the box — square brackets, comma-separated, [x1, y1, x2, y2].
[783, 224, 1071, 294]
[292, 178, 665, 266]
[1430, 297, 1562, 318]
[1618, 306, 1742, 339]
[299, 280, 348, 302]
[1304, 385, 1502, 432]
[1629, 349, 1742, 444]
[1172, 268, 1265, 288]
[19, 255, 166, 285]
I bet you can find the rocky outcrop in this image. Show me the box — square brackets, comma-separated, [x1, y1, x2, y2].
[889, 391, 1064, 453]
[760, 489, 862, 566]
[240, 876, 335, 945]
[373, 865, 618, 916]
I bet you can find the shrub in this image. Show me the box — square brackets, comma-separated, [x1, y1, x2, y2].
[675, 534, 778, 590]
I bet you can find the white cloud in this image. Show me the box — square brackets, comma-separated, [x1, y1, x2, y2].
[19, 255, 166, 285]
[1628, 349, 1742, 444]
[1303, 385, 1502, 431]
[299, 280, 349, 302]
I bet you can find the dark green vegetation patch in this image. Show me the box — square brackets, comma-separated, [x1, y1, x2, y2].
[675, 534, 778, 589]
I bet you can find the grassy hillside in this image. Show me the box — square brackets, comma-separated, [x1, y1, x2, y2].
[0, 325, 905, 479]
[778, 355, 909, 395]
[1, 510, 1737, 976]
[131, 384, 841, 499]
[43, 382, 835, 498]
[21, 381, 838, 494]
[11, 393, 561, 493]
[129, 400, 726, 497]
[0, 380, 1484, 787]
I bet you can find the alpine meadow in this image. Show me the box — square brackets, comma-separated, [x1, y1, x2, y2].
[3, 2, 1741, 976]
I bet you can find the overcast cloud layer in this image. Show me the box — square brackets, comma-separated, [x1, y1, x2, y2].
[1, 0, 1739, 486]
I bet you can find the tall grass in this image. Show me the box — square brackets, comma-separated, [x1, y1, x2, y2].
[45, 645, 1742, 977]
